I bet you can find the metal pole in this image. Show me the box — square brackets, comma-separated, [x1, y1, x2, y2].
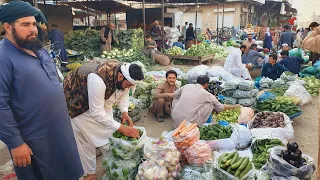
[33, 0, 38, 8]
[195, 0, 198, 44]
[216, 4, 219, 44]
[161, 0, 164, 52]
[143, 0, 146, 46]
[95, 10, 97, 29]
[86, 0, 90, 27]
[43, 0, 49, 34]
[222, 5, 225, 35]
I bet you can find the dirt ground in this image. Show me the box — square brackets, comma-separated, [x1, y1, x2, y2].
[0, 60, 319, 180]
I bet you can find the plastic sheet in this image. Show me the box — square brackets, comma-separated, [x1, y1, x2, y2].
[267, 147, 316, 179]
[284, 82, 312, 106]
[238, 98, 256, 107]
[237, 107, 255, 124]
[238, 80, 255, 91]
[0, 161, 16, 180]
[109, 126, 147, 160]
[257, 92, 276, 102]
[181, 160, 214, 180]
[225, 97, 238, 105]
[185, 141, 212, 166]
[102, 151, 141, 180]
[224, 79, 241, 90]
[271, 78, 286, 89]
[136, 160, 169, 180]
[280, 71, 298, 82]
[207, 66, 237, 81]
[186, 65, 209, 83]
[260, 77, 273, 89]
[248, 112, 294, 141]
[232, 89, 259, 99]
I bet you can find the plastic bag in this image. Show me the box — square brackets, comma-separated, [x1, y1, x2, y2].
[225, 97, 238, 105]
[109, 126, 147, 160]
[248, 112, 294, 141]
[260, 77, 273, 88]
[185, 141, 212, 166]
[213, 152, 255, 180]
[0, 161, 16, 180]
[257, 92, 276, 102]
[284, 82, 312, 106]
[136, 160, 169, 180]
[202, 124, 252, 151]
[237, 107, 254, 124]
[232, 89, 259, 98]
[267, 146, 316, 179]
[181, 160, 214, 180]
[271, 78, 286, 88]
[280, 71, 298, 82]
[222, 89, 236, 97]
[238, 98, 256, 107]
[207, 66, 236, 81]
[238, 80, 255, 91]
[102, 151, 141, 180]
[186, 65, 209, 83]
[224, 79, 241, 90]
[143, 138, 180, 168]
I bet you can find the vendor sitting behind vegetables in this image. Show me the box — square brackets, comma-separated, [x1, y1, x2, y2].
[150, 70, 177, 122]
[279, 50, 305, 74]
[261, 54, 289, 80]
[171, 76, 241, 128]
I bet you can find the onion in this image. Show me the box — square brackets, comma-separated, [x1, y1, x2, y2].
[138, 170, 143, 176]
[145, 152, 152, 159]
[172, 171, 177, 177]
[158, 160, 165, 166]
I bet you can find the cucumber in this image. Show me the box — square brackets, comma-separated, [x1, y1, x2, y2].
[240, 162, 253, 179]
[231, 157, 244, 169]
[223, 151, 237, 163]
[238, 157, 249, 170]
[221, 159, 232, 168]
[218, 153, 228, 167]
[230, 152, 239, 165]
[254, 162, 264, 169]
[227, 166, 232, 173]
[230, 170, 236, 175]
[234, 168, 242, 177]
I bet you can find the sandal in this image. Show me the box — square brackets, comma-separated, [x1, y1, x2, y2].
[84, 174, 97, 180]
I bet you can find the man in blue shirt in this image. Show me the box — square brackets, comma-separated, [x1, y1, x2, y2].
[242, 44, 265, 67]
[0, 1, 83, 179]
[278, 25, 295, 49]
[279, 50, 305, 74]
[172, 36, 185, 50]
[48, 24, 68, 62]
[261, 54, 289, 80]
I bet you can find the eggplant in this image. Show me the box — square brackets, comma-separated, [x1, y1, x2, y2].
[282, 150, 291, 161]
[290, 152, 302, 161]
[287, 142, 299, 152]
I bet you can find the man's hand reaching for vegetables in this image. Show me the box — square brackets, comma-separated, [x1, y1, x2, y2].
[118, 125, 140, 138]
[121, 112, 134, 127]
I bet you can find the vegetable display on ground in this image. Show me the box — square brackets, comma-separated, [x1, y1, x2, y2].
[213, 108, 241, 124]
[218, 151, 253, 179]
[300, 76, 320, 96]
[199, 124, 232, 140]
[252, 139, 284, 169]
[250, 112, 285, 128]
[255, 99, 301, 116]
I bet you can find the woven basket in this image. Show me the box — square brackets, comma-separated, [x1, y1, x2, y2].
[153, 52, 170, 66]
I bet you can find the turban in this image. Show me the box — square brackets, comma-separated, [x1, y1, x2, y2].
[120, 63, 140, 85]
[0, 0, 47, 24]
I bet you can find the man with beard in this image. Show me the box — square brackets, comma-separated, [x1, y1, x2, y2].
[171, 76, 240, 127]
[63, 60, 144, 180]
[100, 22, 118, 52]
[0, 1, 84, 179]
[242, 34, 256, 48]
[224, 45, 252, 80]
[150, 70, 177, 122]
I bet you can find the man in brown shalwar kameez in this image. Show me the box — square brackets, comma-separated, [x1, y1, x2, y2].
[150, 70, 177, 122]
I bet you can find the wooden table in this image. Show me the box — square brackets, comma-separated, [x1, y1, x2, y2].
[168, 54, 214, 65]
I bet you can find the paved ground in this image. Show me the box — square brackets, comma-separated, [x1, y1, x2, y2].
[0, 61, 319, 179]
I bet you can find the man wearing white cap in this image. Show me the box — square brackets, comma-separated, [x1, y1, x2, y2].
[63, 60, 144, 180]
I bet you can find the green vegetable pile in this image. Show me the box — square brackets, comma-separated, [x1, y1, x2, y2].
[252, 139, 284, 169]
[65, 28, 100, 58]
[113, 29, 144, 51]
[199, 124, 232, 140]
[101, 48, 134, 59]
[218, 152, 253, 179]
[184, 42, 215, 56]
[300, 76, 320, 96]
[112, 128, 143, 142]
[266, 88, 287, 97]
[255, 99, 301, 116]
[166, 46, 184, 55]
[212, 45, 230, 58]
[214, 108, 241, 124]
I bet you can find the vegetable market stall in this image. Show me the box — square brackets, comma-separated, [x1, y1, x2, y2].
[168, 54, 214, 65]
